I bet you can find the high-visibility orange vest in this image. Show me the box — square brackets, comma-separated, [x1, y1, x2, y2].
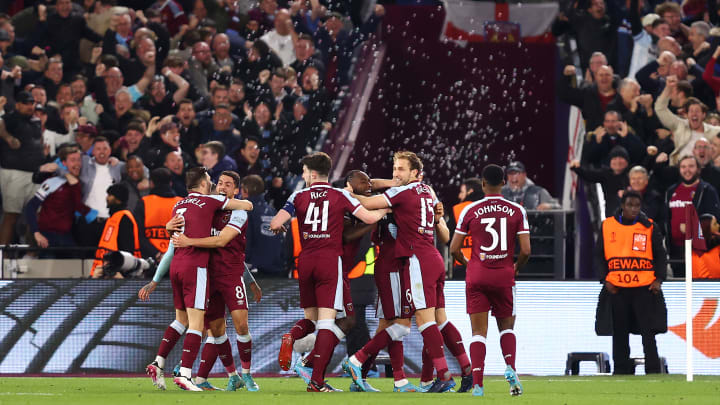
[692, 245, 720, 279]
[602, 216, 656, 287]
[91, 210, 141, 276]
[453, 201, 473, 265]
[291, 217, 301, 278]
[142, 194, 182, 253]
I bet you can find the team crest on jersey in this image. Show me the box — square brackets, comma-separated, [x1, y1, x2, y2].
[632, 233, 647, 251]
[303, 232, 308, 239]
[223, 212, 231, 222]
[479, 252, 486, 261]
[417, 227, 425, 234]
[346, 303, 353, 312]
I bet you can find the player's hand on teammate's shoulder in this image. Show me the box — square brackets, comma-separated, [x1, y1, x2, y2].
[250, 282, 262, 303]
[138, 281, 158, 301]
[166, 214, 184, 233]
[171, 233, 191, 248]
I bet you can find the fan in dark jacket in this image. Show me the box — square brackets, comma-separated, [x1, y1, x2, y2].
[571, 146, 632, 217]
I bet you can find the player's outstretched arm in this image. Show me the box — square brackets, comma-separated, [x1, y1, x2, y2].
[352, 194, 390, 210]
[515, 233, 531, 275]
[370, 178, 399, 190]
[270, 209, 292, 233]
[449, 233, 468, 265]
[138, 242, 175, 301]
[172, 226, 240, 248]
[354, 207, 390, 225]
[226, 198, 253, 211]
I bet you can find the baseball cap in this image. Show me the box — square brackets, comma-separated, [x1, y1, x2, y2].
[642, 13, 660, 27]
[16, 91, 35, 104]
[506, 161, 526, 173]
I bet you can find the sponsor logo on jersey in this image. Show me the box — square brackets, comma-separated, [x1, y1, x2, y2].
[480, 252, 508, 261]
[668, 199, 692, 209]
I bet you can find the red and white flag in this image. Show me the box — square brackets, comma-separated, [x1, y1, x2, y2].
[441, 0, 559, 43]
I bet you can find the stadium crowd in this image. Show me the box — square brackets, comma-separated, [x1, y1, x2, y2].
[555, 0, 720, 277]
[0, 0, 385, 274]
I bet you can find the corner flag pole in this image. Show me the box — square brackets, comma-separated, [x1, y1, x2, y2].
[684, 237, 693, 382]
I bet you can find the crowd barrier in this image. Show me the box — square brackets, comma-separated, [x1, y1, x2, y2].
[1, 279, 718, 376]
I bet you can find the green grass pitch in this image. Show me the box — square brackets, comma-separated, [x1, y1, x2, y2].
[1, 375, 719, 405]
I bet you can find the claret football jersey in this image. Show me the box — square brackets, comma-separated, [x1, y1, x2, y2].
[171, 193, 228, 267]
[382, 181, 438, 258]
[283, 182, 361, 257]
[455, 195, 530, 287]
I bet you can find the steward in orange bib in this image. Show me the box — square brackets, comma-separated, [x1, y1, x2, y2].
[139, 169, 182, 256]
[595, 191, 667, 375]
[449, 178, 484, 275]
[91, 184, 141, 278]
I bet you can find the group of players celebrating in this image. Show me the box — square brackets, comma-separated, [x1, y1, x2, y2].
[138, 150, 530, 397]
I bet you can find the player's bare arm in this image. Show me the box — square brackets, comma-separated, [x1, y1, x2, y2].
[138, 281, 157, 301]
[172, 226, 240, 248]
[354, 207, 391, 225]
[370, 178, 400, 190]
[270, 209, 292, 233]
[352, 194, 390, 210]
[226, 198, 253, 211]
[514, 232, 531, 276]
[434, 202, 450, 244]
[342, 217, 376, 243]
[449, 233, 468, 265]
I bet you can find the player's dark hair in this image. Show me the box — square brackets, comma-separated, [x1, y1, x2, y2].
[302, 152, 332, 177]
[482, 164, 505, 187]
[241, 174, 265, 196]
[345, 169, 365, 184]
[621, 190, 643, 204]
[393, 151, 423, 173]
[220, 170, 241, 188]
[186, 167, 208, 190]
[150, 168, 172, 187]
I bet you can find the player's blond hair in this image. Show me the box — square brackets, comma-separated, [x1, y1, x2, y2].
[393, 151, 423, 173]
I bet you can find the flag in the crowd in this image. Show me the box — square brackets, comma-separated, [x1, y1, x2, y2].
[441, 0, 559, 43]
[685, 204, 707, 252]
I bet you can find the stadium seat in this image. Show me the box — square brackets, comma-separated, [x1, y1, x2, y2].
[565, 352, 611, 375]
[374, 353, 393, 377]
[631, 356, 669, 374]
